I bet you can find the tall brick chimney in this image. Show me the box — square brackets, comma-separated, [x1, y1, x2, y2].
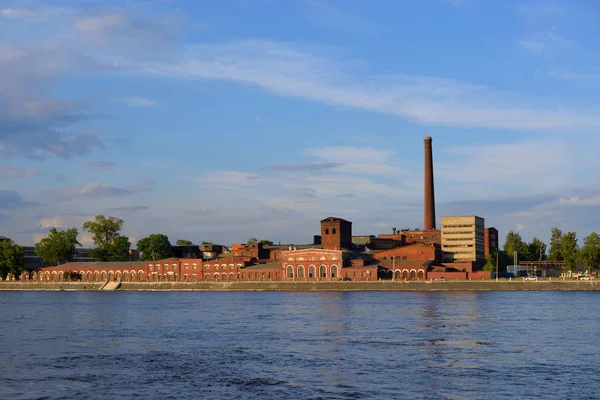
[424, 136, 436, 230]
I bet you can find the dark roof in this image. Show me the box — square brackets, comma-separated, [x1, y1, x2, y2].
[242, 263, 281, 270]
[40, 261, 148, 270]
[320, 216, 352, 224]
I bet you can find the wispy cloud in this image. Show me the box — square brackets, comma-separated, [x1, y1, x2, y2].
[549, 69, 600, 82]
[106, 205, 149, 213]
[45, 179, 154, 201]
[120, 96, 157, 107]
[0, 189, 37, 209]
[0, 165, 40, 177]
[83, 161, 118, 169]
[147, 40, 600, 132]
[265, 161, 343, 172]
[519, 32, 569, 54]
[0, 8, 45, 21]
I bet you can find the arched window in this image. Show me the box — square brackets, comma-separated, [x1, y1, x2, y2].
[297, 265, 305, 278]
[286, 265, 294, 278]
[418, 270, 424, 279]
[325, 229, 329, 234]
[331, 265, 338, 278]
[320, 265, 327, 278]
[332, 228, 336, 234]
[309, 265, 316, 278]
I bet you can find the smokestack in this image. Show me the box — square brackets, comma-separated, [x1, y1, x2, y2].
[424, 136, 436, 230]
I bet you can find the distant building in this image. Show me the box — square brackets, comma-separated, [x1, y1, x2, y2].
[441, 216, 485, 263]
[171, 245, 202, 259]
[484, 227, 498, 257]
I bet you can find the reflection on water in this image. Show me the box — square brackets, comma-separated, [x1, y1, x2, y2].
[1, 291, 600, 399]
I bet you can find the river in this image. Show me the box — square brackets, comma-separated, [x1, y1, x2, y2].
[1, 291, 599, 399]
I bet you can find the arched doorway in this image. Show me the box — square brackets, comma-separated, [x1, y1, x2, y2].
[131, 271, 137, 281]
[297, 266, 305, 278]
[331, 265, 338, 279]
[221, 273, 226, 281]
[394, 270, 401, 280]
[214, 273, 219, 281]
[410, 270, 416, 280]
[309, 265, 316, 279]
[402, 270, 409, 280]
[101, 271, 107, 281]
[418, 270, 424, 280]
[108, 271, 114, 281]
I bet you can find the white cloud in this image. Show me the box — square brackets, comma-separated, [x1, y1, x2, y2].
[144, 40, 600, 132]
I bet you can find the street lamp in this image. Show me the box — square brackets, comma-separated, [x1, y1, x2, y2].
[495, 248, 499, 281]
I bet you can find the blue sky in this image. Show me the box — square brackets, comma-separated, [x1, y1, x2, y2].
[1, 0, 600, 248]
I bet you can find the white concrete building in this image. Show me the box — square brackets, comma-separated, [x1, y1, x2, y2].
[441, 216, 485, 262]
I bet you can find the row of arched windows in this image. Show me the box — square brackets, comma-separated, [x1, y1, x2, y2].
[286, 265, 339, 279]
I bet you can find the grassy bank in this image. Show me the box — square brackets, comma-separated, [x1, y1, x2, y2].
[1, 280, 600, 291]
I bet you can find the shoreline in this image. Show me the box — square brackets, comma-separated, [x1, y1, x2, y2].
[1, 280, 599, 291]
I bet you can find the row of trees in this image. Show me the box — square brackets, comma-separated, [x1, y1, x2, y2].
[32, 215, 276, 264]
[485, 227, 600, 273]
[34, 215, 133, 264]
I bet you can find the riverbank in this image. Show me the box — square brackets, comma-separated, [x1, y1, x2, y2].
[1, 280, 600, 291]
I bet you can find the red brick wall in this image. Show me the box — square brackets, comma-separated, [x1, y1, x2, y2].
[321, 218, 352, 250]
[427, 271, 468, 280]
[374, 244, 440, 263]
[469, 271, 492, 279]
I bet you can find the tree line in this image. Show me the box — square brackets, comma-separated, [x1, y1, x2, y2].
[484, 227, 600, 273]
[0, 214, 278, 279]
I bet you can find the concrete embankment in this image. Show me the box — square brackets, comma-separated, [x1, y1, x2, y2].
[1, 280, 600, 291]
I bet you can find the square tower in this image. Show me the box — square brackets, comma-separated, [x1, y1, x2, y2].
[320, 217, 352, 250]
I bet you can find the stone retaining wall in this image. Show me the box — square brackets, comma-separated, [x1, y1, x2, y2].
[1, 280, 600, 291]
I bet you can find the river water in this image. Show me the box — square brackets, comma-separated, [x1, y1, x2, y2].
[1, 291, 599, 399]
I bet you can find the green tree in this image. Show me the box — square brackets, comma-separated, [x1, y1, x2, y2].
[528, 237, 547, 261]
[548, 227, 563, 261]
[0, 239, 26, 279]
[83, 215, 131, 261]
[34, 227, 81, 265]
[247, 238, 258, 244]
[483, 253, 496, 272]
[137, 234, 173, 261]
[175, 239, 193, 246]
[503, 231, 530, 264]
[561, 232, 579, 272]
[581, 232, 600, 274]
[483, 250, 511, 274]
[258, 239, 274, 246]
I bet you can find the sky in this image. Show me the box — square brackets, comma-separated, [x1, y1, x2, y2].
[1, 0, 600, 248]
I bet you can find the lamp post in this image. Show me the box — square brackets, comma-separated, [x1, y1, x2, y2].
[495, 248, 499, 281]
